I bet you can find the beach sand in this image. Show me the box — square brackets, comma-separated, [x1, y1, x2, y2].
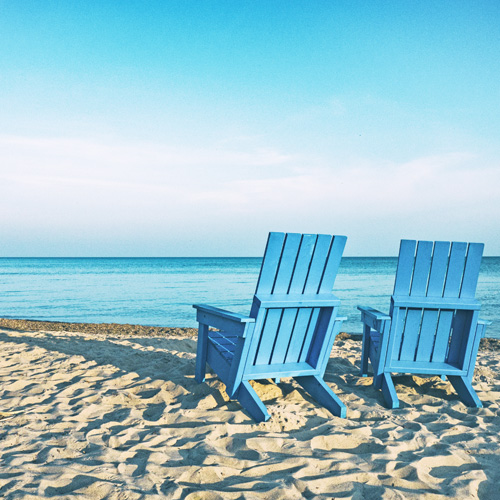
[0, 320, 499, 499]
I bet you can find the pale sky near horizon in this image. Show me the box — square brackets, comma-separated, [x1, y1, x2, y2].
[1, 1, 499, 256]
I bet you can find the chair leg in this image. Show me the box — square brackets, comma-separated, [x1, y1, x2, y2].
[235, 380, 271, 423]
[448, 375, 483, 408]
[295, 375, 346, 418]
[381, 373, 399, 409]
[360, 324, 371, 377]
[195, 323, 208, 383]
[373, 373, 383, 389]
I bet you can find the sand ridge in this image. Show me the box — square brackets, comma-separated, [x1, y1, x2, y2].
[0, 327, 499, 499]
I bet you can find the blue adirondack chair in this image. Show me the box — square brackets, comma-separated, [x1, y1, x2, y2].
[194, 232, 347, 422]
[358, 239, 491, 409]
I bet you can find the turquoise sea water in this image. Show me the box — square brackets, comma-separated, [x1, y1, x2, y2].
[0, 257, 498, 338]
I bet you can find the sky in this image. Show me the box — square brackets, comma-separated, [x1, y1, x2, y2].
[1, 1, 499, 256]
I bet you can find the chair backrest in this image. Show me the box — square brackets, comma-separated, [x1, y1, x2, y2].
[244, 232, 346, 373]
[387, 240, 484, 371]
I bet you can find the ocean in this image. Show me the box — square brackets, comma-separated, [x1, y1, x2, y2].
[0, 257, 498, 338]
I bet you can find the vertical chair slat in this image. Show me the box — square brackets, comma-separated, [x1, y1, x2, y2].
[251, 232, 286, 317]
[307, 308, 335, 367]
[254, 308, 282, 365]
[415, 310, 439, 362]
[285, 308, 313, 363]
[272, 233, 302, 293]
[410, 241, 433, 296]
[270, 308, 299, 364]
[299, 308, 320, 362]
[253, 232, 285, 295]
[318, 235, 347, 293]
[460, 243, 484, 298]
[427, 241, 451, 297]
[393, 240, 417, 296]
[289, 234, 318, 293]
[447, 310, 471, 364]
[431, 310, 454, 362]
[304, 235, 334, 294]
[399, 308, 422, 361]
[388, 306, 407, 364]
[443, 242, 467, 298]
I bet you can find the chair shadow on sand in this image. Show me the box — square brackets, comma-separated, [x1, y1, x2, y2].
[1, 326, 489, 422]
[0, 329, 232, 416]
[1, 327, 484, 421]
[0, 328, 362, 424]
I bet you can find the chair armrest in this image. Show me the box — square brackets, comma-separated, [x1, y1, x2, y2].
[358, 306, 391, 332]
[477, 319, 492, 338]
[478, 319, 492, 326]
[193, 304, 254, 323]
[193, 304, 255, 336]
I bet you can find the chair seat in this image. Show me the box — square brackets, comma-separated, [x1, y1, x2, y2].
[208, 330, 238, 363]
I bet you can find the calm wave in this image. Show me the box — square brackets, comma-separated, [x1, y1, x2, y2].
[0, 257, 498, 338]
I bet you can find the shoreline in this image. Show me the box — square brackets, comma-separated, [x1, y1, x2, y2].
[1, 317, 499, 350]
[0, 318, 198, 337]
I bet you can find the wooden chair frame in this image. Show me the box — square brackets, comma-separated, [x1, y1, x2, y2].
[194, 232, 347, 422]
[359, 240, 491, 409]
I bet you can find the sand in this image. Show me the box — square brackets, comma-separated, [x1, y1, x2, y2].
[0, 322, 499, 499]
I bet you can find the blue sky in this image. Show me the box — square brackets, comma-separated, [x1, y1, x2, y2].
[1, 1, 499, 256]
